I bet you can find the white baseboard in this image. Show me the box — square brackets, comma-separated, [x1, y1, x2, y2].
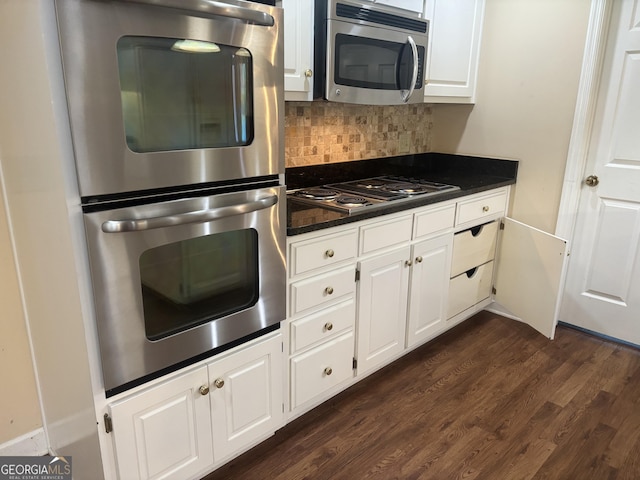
[0, 428, 48, 456]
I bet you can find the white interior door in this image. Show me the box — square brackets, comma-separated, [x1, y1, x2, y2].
[494, 218, 568, 339]
[560, 0, 640, 345]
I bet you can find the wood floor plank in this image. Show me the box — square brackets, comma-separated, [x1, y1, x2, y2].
[202, 313, 640, 480]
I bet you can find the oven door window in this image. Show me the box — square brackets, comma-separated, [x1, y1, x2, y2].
[139, 229, 259, 340]
[117, 36, 254, 153]
[334, 33, 424, 90]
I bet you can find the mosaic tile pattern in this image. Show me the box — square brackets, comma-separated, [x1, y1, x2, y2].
[284, 101, 433, 167]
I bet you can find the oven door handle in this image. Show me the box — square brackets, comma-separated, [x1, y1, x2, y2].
[120, 0, 275, 27]
[101, 194, 278, 233]
[401, 35, 419, 103]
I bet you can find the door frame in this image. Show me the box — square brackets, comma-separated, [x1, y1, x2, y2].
[555, 0, 612, 241]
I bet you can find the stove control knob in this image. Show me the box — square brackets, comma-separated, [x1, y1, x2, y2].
[325, 249, 335, 258]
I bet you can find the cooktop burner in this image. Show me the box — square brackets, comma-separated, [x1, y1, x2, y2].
[289, 176, 460, 214]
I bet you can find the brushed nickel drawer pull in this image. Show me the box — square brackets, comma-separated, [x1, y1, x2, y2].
[325, 249, 335, 258]
[324, 322, 333, 331]
[482, 205, 490, 212]
[325, 286, 334, 295]
[324, 367, 333, 376]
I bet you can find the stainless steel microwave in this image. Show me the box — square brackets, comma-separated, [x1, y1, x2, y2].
[314, 0, 429, 105]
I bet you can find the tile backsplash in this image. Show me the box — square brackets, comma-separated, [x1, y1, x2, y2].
[285, 102, 433, 167]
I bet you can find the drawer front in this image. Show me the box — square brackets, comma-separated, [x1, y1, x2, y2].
[290, 331, 354, 409]
[413, 204, 456, 239]
[456, 190, 508, 226]
[359, 214, 413, 255]
[290, 299, 355, 354]
[451, 221, 499, 277]
[290, 266, 355, 315]
[448, 261, 494, 318]
[290, 229, 358, 278]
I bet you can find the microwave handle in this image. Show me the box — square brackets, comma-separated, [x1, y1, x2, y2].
[101, 194, 278, 233]
[120, 0, 275, 27]
[401, 35, 419, 103]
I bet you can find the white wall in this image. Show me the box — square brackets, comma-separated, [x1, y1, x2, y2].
[432, 0, 592, 233]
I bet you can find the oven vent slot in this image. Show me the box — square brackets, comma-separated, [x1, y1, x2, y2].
[335, 3, 428, 33]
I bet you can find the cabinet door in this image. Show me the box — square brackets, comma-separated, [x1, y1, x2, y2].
[407, 233, 453, 347]
[109, 367, 213, 480]
[423, 0, 485, 102]
[283, 0, 314, 101]
[208, 334, 283, 462]
[494, 218, 568, 339]
[357, 247, 411, 375]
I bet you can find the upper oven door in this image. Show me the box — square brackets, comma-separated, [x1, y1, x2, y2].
[325, 19, 427, 105]
[83, 185, 286, 395]
[55, 0, 284, 200]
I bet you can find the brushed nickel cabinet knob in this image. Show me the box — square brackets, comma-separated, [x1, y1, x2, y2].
[415, 256, 423, 263]
[305, 69, 313, 78]
[482, 205, 490, 212]
[585, 175, 599, 187]
[214, 378, 225, 389]
[199, 385, 210, 396]
[325, 249, 335, 258]
[325, 286, 334, 295]
[324, 367, 333, 376]
[324, 322, 333, 331]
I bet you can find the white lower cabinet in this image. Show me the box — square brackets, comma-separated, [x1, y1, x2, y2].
[108, 333, 283, 480]
[357, 246, 412, 375]
[291, 330, 355, 408]
[407, 233, 453, 347]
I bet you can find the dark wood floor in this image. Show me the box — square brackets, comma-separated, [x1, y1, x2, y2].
[203, 311, 640, 480]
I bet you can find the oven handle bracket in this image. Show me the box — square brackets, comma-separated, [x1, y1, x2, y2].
[119, 0, 275, 27]
[101, 194, 278, 233]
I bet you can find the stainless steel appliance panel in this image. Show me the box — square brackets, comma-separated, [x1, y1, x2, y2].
[55, 0, 284, 198]
[83, 185, 286, 393]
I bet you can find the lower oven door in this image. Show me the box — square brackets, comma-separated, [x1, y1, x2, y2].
[83, 185, 285, 396]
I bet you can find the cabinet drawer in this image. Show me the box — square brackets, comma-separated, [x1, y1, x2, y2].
[448, 261, 494, 318]
[290, 299, 355, 354]
[290, 266, 355, 315]
[451, 221, 498, 277]
[359, 214, 412, 254]
[290, 331, 354, 409]
[413, 204, 456, 239]
[289, 229, 358, 278]
[456, 190, 507, 226]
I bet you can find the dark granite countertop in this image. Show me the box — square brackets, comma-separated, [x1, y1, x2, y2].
[287, 152, 518, 236]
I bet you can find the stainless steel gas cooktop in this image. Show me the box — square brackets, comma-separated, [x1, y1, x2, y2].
[289, 176, 460, 214]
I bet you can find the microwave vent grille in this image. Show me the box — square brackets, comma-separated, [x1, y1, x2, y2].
[335, 3, 428, 34]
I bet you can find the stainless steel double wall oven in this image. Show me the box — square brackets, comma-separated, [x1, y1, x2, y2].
[55, 0, 285, 396]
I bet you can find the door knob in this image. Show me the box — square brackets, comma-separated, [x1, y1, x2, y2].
[585, 175, 599, 187]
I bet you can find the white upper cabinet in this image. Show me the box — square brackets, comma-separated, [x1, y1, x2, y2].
[423, 0, 485, 103]
[282, 0, 315, 101]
